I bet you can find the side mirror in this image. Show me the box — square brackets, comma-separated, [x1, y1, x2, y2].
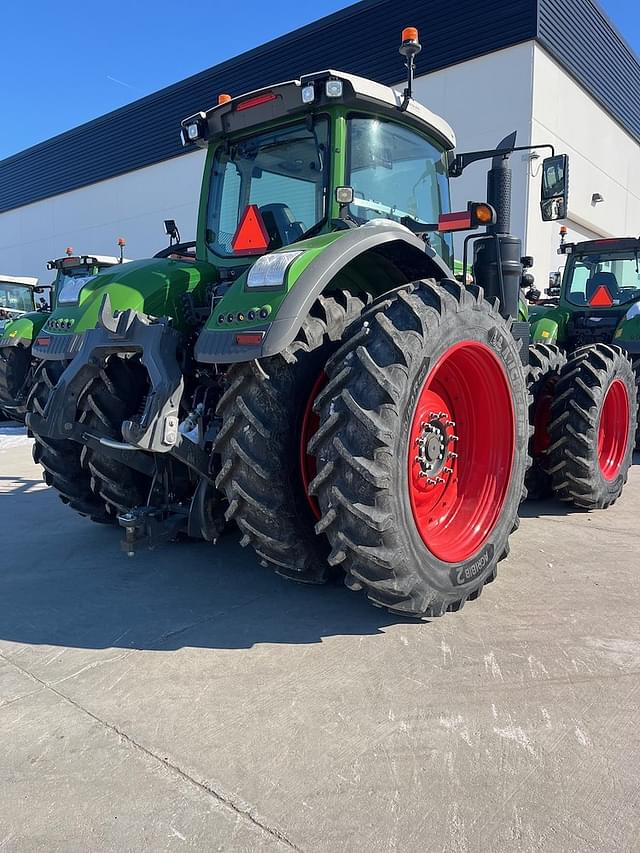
[540, 154, 569, 221]
[164, 219, 180, 243]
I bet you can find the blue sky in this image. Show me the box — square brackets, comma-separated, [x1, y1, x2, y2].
[2, 0, 638, 160]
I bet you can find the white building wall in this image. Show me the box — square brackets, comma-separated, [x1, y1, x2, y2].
[526, 44, 640, 282]
[1, 39, 638, 293]
[0, 149, 206, 280]
[413, 42, 536, 254]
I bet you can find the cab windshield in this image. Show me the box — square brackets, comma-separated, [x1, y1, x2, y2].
[0, 282, 34, 314]
[346, 116, 453, 267]
[564, 249, 640, 307]
[206, 117, 329, 257]
[57, 266, 98, 305]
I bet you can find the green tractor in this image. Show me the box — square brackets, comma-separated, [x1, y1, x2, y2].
[527, 231, 640, 501]
[0, 249, 127, 422]
[0, 274, 46, 420]
[27, 28, 636, 616]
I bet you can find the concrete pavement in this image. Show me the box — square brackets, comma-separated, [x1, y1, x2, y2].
[1, 429, 639, 852]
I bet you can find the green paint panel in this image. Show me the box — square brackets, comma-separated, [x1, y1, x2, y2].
[530, 310, 564, 344]
[614, 311, 640, 343]
[43, 257, 218, 337]
[203, 233, 348, 332]
[1, 311, 49, 344]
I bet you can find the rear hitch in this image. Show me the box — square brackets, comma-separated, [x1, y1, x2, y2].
[118, 506, 188, 556]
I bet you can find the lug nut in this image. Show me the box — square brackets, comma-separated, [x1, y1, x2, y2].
[443, 466, 453, 474]
[449, 435, 459, 443]
[448, 451, 458, 459]
[446, 420, 456, 427]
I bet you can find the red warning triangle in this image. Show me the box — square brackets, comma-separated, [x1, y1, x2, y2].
[589, 285, 613, 307]
[231, 205, 270, 255]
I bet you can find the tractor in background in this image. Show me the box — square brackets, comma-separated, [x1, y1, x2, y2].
[0, 274, 44, 419]
[526, 231, 640, 499]
[26, 28, 636, 618]
[0, 247, 128, 423]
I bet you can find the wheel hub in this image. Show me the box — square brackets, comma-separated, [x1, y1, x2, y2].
[414, 411, 458, 486]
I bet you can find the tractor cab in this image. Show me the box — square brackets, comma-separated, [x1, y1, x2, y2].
[183, 67, 457, 279]
[0, 275, 40, 334]
[560, 237, 640, 310]
[530, 233, 640, 360]
[48, 249, 128, 310]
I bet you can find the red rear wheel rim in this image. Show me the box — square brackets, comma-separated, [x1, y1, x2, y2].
[407, 341, 515, 564]
[299, 371, 327, 520]
[598, 378, 629, 480]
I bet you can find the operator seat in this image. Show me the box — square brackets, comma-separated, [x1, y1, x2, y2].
[259, 204, 305, 249]
[586, 271, 620, 303]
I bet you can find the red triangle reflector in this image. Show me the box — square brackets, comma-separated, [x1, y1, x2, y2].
[231, 205, 269, 255]
[589, 284, 613, 307]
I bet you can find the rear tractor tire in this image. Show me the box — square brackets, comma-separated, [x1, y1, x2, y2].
[0, 345, 32, 422]
[214, 291, 369, 584]
[309, 279, 529, 618]
[547, 344, 637, 509]
[526, 343, 567, 500]
[26, 360, 111, 522]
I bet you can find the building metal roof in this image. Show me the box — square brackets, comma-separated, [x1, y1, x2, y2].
[0, 0, 637, 214]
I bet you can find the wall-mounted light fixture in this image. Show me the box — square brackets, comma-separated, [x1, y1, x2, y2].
[591, 192, 605, 204]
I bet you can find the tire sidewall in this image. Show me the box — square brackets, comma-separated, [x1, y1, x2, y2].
[390, 307, 528, 596]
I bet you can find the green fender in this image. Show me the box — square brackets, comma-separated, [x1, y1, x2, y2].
[0, 311, 50, 347]
[529, 305, 569, 345]
[196, 224, 452, 363]
[518, 295, 528, 322]
[42, 256, 218, 340]
[613, 303, 640, 355]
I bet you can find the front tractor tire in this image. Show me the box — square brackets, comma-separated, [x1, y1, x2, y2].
[77, 355, 155, 516]
[26, 361, 111, 522]
[526, 343, 567, 500]
[214, 291, 368, 584]
[309, 280, 529, 618]
[547, 344, 637, 509]
[0, 345, 32, 422]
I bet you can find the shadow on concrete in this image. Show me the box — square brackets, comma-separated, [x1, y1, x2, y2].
[0, 475, 411, 653]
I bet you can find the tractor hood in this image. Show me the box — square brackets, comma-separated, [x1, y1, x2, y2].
[0, 310, 49, 347]
[41, 256, 218, 338]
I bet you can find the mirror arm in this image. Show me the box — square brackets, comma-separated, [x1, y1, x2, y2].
[450, 143, 555, 178]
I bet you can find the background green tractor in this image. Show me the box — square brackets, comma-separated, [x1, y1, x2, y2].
[0, 249, 128, 422]
[0, 274, 47, 420]
[527, 233, 640, 500]
[28, 27, 633, 618]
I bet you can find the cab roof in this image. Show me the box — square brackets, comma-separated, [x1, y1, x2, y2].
[181, 69, 456, 151]
[0, 274, 39, 288]
[47, 255, 127, 270]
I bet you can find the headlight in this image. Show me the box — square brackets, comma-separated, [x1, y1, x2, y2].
[246, 251, 303, 288]
[325, 80, 343, 98]
[301, 84, 315, 104]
